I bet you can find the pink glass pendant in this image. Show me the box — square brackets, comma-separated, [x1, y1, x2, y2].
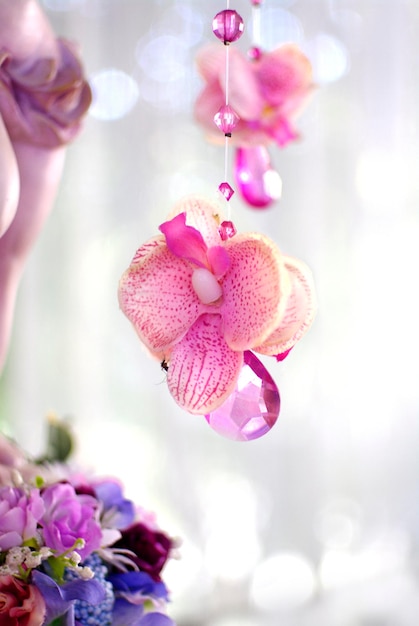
[234, 146, 282, 209]
[218, 181, 235, 201]
[213, 10, 245, 44]
[205, 351, 280, 441]
[218, 220, 237, 241]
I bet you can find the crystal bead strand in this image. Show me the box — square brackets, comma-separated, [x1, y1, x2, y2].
[205, 2, 282, 441]
[212, 4, 244, 219]
[234, 0, 283, 209]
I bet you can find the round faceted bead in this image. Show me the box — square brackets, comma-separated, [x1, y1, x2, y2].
[218, 181, 235, 201]
[213, 10, 244, 44]
[218, 220, 237, 241]
[214, 104, 240, 135]
[205, 351, 280, 441]
[248, 46, 263, 61]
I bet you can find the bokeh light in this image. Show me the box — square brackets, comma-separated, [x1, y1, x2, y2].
[89, 69, 139, 121]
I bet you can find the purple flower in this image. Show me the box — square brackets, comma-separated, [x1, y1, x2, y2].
[32, 570, 105, 626]
[0, 486, 44, 551]
[93, 480, 135, 530]
[39, 483, 102, 560]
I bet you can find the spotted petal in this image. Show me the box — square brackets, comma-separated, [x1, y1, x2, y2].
[118, 241, 203, 352]
[221, 233, 292, 350]
[167, 314, 243, 414]
[254, 255, 316, 355]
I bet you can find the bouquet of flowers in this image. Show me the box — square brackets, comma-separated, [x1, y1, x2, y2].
[0, 419, 177, 626]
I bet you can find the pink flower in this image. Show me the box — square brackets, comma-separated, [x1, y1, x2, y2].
[0, 0, 91, 372]
[0, 575, 46, 626]
[194, 43, 313, 147]
[0, 487, 44, 551]
[39, 483, 102, 560]
[118, 195, 316, 414]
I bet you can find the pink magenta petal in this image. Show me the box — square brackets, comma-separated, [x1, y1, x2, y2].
[167, 313, 243, 414]
[207, 245, 230, 278]
[159, 212, 208, 268]
[130, 235, 166, 265]
[254, 255, 316, 356]
[169, 195, 222, 249]
[195, 44, 225, 83]
[118, 242, 203, 353]
[225, 47, 264, 119]
[256, 45, 314, 116]
[221, 233, 292, 351]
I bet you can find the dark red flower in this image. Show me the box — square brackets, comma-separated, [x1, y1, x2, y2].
[113, 522, 172, 581]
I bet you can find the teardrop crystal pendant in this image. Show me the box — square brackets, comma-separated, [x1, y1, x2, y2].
[234, 145, 282, 209]
[205, 351, 280, 441]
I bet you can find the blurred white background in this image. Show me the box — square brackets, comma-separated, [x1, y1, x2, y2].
[1, 1, 419, 624]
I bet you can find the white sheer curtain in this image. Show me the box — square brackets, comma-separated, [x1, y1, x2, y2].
[1, 1, 419, 624]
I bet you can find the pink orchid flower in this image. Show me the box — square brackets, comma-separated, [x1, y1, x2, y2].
[194, 43, 314, 147]
[0, 0, 91, 371]
[118, 196, 316, 415]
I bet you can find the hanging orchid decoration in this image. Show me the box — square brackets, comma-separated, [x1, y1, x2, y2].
[194, 42, 314, 208]
[118, 195, 316, 440]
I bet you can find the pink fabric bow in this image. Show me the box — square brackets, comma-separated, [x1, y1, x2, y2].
[0, 0, 91, 372]
[194, 43, 314, 148]
[118, 195, 316, 415]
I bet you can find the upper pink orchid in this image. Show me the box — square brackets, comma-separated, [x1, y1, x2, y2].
[194, 43, 314, 147]
[118, 196, 316, 415]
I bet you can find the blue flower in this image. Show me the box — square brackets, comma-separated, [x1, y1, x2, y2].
[108, 571, 172, 626]
[65, 554, 114, 626]
[32, 569, 105, 625]
[94, 480, 135, 529]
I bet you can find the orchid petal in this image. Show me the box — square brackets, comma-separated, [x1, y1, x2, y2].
[221, 233, 291, 350]
[159, 212, 208, 268]
[207, 245, 230, 278]
[226, 46, 264, 119]
[167, 314, 243, 414]
[130, 236, 165, 265]
[118, 243, 202, 352]
[258, 44, 314, 115]
[169, 195, 222, 249]
[195, 44, 225, 82]
[254, 255, 316, 356]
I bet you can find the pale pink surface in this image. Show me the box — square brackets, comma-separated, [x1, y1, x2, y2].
[0, 0, 91, 372]
[119, 195, 316, 414]
[194, 43, 313, 147]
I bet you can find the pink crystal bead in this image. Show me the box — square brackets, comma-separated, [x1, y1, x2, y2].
[214, 104, 240, 135]
[218, 182, 234, 201]
[234, 145, 282, 209]
[248, 46, 263, 61]
[218, 220, 237, 241]
[205, 351, 280, 441]
[213, 10, 244, 44]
